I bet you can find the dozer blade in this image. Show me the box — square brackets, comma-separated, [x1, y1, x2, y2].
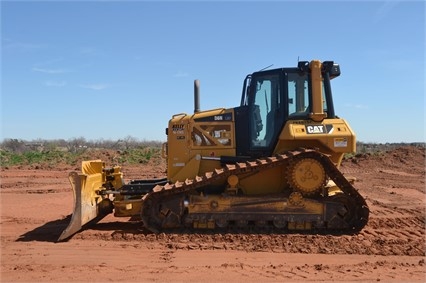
[58, 160, 113, 241]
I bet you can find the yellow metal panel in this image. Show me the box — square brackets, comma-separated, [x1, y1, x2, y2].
[309, 60, 327, 122]
[238, 166, 286, 195]
[167, 108, 236, 182]
[170, 154, 201, 183]
[113, 199, 142, 217]
[275, 118, 355, 166]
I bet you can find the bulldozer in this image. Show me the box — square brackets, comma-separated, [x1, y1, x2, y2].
[58, 60, 369, 241]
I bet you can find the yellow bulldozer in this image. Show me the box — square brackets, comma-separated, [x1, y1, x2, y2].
[59, 60, 369, 241]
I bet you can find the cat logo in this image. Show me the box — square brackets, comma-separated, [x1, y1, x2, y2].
[305, 124, 333, 134]
[306, 125, 325, 134]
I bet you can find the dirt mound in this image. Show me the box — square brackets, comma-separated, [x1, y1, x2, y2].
[342, 146, 425, 174]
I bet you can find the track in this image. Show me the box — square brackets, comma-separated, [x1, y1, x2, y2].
[140, 148, 369, 233]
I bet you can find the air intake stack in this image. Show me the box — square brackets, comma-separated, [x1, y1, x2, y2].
[194, 79, 200, 113]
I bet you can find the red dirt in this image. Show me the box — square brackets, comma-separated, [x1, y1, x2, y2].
[1, 146, 425, 282]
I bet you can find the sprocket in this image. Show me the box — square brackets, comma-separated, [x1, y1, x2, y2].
[288, 157, 327, 195]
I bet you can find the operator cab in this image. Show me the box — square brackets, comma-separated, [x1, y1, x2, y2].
[234, 61, 340, 157]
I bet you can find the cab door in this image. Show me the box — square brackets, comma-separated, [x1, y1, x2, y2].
[247, 71, 285, 157]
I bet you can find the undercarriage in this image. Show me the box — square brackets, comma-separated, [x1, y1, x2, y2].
[59, 148, 369, 241]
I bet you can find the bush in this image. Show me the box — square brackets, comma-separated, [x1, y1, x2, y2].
[0, 146, 163, 167]
[117, 147, 162, 165]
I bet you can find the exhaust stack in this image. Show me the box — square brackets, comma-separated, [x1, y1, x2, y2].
[194, 79, 200, 113]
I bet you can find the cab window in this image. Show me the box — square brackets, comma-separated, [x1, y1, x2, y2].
[287, 73, 328, 118]
[250, 74, 280, 148]
[288, 73, 309, 116]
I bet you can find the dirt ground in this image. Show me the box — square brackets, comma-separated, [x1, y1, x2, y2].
[1, 146, 425, 282]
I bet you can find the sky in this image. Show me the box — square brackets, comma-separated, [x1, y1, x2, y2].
[1, 0, 425, 143]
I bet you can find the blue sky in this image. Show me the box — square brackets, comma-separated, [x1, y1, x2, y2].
[1, 0, 424, 143]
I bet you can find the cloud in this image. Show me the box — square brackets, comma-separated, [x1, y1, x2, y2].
[2, 38, 46, 51]
[35, 57, 65, 66]
[173, 71, 189, 78]
[44, 80, 67, 87]
[374, 1, 400, 23]
[32, 67, 69, 74]
[79, 83, 110, 90]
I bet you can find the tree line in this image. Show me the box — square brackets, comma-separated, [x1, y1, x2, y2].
[0, 136, 163, 153]
[0, 137, 423, 154]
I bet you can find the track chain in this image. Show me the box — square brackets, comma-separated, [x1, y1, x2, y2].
[140, 148, 369, 233]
